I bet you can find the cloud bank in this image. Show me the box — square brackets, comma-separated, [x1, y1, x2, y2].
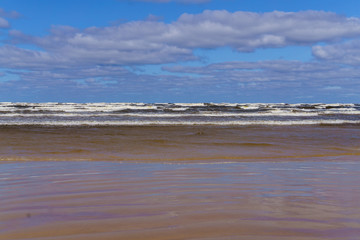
[1, 9, 360, 102]
[5, 10, 360, 69]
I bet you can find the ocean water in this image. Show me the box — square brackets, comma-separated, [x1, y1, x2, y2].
[0, 102, 359, 126]
[1, 102, 360, 239]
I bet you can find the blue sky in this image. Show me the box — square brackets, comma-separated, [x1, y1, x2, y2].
[0, 0, 360, 103]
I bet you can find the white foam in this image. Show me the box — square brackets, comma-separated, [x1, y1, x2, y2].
[0, 102, 358, 112]
[0, 102, 160, 113]
[3, 109, 360, 117]
[0, 111, 321, 118]
[1, 103, 359, 126]
[1, 119, 359, 126]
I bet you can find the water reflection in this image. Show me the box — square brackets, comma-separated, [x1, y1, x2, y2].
[1, 160, 360, 239]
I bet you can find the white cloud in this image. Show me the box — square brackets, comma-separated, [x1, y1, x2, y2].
[0, 17, 9, 28]
[168, 10, 360, 51]
[162, 60, 360, 89]
[323, 86, 342, 90]
[0, 8, 21, 28]
[3, 10, 360, 70]
[1, 9, 360, 102]
[0, 8, 20, 19]
[2, 59, 359, 102]
[313, 40, 360, 65]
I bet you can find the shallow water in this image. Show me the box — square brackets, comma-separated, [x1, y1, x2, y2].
[1, 125, 360, 239]
[0, 125, 359, 161]
[1, 161, 360, 240]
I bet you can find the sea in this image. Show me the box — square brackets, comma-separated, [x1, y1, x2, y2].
[1, 102, 360, 240]
[0, 102, 359, 126]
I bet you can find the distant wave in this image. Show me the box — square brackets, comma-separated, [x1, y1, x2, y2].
[0, 120, 360, 126]
[0, 102, 359, 126]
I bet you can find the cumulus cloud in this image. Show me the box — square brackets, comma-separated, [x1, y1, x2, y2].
[0, 8, 20, 19]
[313, 40, 360, 65]
[3, 9, 360, 70]
[0, 17, 9, 28]
[0, 8, 21, 28]
[6, 23, 196, 67]
[168, 10, 360, 51]
[2, 9, 360, 102]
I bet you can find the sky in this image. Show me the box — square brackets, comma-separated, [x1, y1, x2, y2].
[0, 0, 360, 103]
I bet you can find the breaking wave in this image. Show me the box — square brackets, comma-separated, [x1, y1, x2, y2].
[0, 102, 359, 126]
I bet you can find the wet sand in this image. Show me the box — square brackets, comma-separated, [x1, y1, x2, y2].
[1, 161, 360, 240]
[1, 126, 360, 239]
